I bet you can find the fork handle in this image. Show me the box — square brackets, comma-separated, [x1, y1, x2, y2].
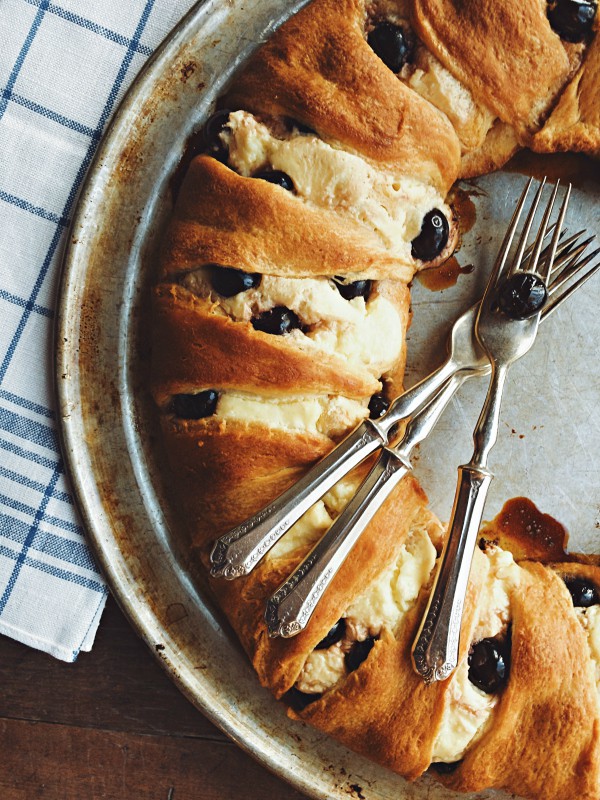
[210, 360, 466, 580]
[265, 447, 411, 637]
[411, 464, 493, 683]
[265, 375, 463, 637]
[209, 419, 384, 578]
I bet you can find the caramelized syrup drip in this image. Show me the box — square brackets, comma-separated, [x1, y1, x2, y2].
[479, 497, 570, 563]
[451, 187, 479, 234]
[417, 257, 474, 291]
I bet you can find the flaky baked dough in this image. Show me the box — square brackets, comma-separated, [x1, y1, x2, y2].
[152, 1, 600, 798]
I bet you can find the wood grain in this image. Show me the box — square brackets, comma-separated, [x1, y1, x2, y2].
[0, 596, 308, 800]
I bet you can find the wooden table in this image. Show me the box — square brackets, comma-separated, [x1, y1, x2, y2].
[0, 595, 308, 799]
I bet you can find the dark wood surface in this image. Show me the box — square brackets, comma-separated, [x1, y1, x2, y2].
[0, 595, 308, 799]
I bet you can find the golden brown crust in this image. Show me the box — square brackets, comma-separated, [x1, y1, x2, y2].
[151, 283, 381, 406]
[531, 29, 600, 158]
[411, 0, 573, 136]
[459, 121, 520, 179]
[151, 3, 600, 796]
[161, 405, 431, 696]
[442, 562, 600, 800]
[224, 0, 461, 194]
[160, 416, 334, 549]
[159, 156, 417, 282]
[295, 547, 487, 779]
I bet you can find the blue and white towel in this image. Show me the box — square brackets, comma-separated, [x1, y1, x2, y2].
[0, 0, 197, 661]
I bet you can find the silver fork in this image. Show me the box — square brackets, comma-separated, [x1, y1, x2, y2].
[410, 178, 579, 683]
[209, 228, 588, 581]
[264, 217, 600, 638]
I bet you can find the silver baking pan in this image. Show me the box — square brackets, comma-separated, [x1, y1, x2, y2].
[56, 0, 599, 798]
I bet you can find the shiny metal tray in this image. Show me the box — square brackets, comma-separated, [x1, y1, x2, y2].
[56, 1, 599, 798]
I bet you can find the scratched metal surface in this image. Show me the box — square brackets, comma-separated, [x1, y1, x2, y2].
[55, 1, 599, 799]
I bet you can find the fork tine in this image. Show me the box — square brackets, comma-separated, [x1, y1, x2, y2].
[548, 235, 596, 294]
[549, 230, 586, 272]
[521, 222, 569, 265]
[542, 248, 600, 319]
[511, 177, 548, 276]
[483, 177, 534, 297]
[527, 180, 562, 282]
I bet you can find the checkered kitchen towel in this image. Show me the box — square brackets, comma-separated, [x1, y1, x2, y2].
[0, 0, 198, 661]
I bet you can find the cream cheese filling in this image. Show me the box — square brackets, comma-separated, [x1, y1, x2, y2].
[222, 110, 448, 258]
[295, 524, 437, 695]
[181, 269, 405, 378]
[404, 49, 496, 153]
[216, 391, 367, 439]
[431, 546, 520, 763]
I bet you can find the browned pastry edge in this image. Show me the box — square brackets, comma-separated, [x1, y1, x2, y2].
[459, 121, 521, 180]
[224, 0, 461, 194]
[151, 283, 383, 406]
[160, 156, 420, 283]
[292, 548, 487, 779]
[411, 0, 573, 137]
[220, 473, 430, 696]
[160, 416, 335, 549]
[532, 26, 600, 157]
[161, 408, 432, 696]
[440, 561, 600, 800]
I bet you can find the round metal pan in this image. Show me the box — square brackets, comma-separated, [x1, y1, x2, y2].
[56, 0, 599, 798]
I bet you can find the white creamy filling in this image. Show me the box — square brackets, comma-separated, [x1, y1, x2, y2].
[222, 110, 446, 256]
[295, 643, 347, 694]
[404, 49, 495, 152]
[431, 547, 520, 763]
[270, 474, 364, 561]
[294, 525, 437, 694]
[181, 269, 404, 377]
[216, 392, 367, 438]
[575, 605, 600, 687]
[344, 525, 437, 640]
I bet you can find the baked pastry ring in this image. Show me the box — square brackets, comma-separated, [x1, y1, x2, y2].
[151, 1, 600, 797]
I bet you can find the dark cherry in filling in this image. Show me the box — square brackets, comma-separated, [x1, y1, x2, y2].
[431, 760, 462, 774]
[284, 687, 322, 711]
[368, 392, 390, 420]
[171, 390, 219, 420]
[208, 264, 262, 297]
[333, 277, 372, 301]
[253, 169, 295, 191]
[496, 272, 547, 320]
[251, 306, 302, 335]
[468, 636, 510, 694]
[368, 22, 414, 73]
[345, 637, 376, 672]
[547, 0, 597, 43]
[411, 209, 450, 262]
[203, 109, 231, 160]
[316, 619, 346, 650]
[563, 576, 600, 607]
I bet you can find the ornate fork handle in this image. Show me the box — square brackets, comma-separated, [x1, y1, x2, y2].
[265, 447, 411, 637]
[411, 361, 509, 681]
[210, 357, 465, 579]
[265, 376, 462, 637]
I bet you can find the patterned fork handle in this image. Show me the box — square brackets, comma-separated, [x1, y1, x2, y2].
[209, 356, 472, 579]
[264, 375, 463, 638]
